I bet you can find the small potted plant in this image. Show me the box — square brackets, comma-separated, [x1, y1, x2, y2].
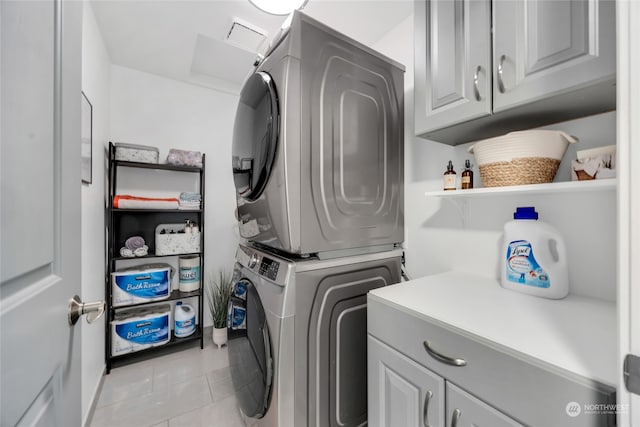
[205, 270, 233, 348]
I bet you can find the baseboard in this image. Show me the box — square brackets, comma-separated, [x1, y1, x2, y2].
[83, 366, 106, 427]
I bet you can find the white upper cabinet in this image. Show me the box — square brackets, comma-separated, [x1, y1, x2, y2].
[414, 0, 492, 130]
[414, 0, 616, 145]
[493, 0, 616, 111]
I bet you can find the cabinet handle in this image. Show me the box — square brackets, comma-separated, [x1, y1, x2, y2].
[423, 341, 467, 367]
[423, 390, 433, 427]
[451, 408, 462, 427]
[497, 54, 506, 93]
[473, 65, 482, 101]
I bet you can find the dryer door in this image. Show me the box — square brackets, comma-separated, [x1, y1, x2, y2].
[227, 277, 273, 418]
[232, 71, 279, 201]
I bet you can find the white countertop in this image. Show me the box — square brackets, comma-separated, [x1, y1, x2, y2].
[369, 271, 617, 387]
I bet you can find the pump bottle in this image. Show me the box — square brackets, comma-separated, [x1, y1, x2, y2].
[443, 160, 456, 191]
[461, 159, 473, 189]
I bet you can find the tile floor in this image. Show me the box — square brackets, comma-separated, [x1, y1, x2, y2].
[89, 332, 244, 427]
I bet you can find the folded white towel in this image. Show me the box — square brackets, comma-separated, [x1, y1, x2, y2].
[582, 158, 600, 177]
[178, 204, 200, 211]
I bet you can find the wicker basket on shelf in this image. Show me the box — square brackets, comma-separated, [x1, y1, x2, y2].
[468, 130, 578, 187]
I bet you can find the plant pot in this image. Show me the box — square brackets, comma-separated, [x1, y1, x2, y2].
[212, 327, 227, 349]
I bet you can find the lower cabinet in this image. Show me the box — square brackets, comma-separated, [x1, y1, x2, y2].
[369, 336, 522, 427]
[369, 335, 444, 427]
[446, 381, 522, 427]
[367, 296, 616, 427]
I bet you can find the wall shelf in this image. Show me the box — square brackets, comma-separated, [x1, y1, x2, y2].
[113, 208, 203, 213]
[109, 326, 203, 369]
[424, 179, 616, 198]
[111, 289, 201, 312]
[114, 159, 202, 172]
[113, 251, 202, 261]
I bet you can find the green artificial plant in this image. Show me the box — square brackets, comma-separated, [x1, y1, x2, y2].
[206, 270, 234, 329]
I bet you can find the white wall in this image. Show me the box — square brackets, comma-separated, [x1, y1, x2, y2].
[81, 1, 110, 424]
[374, 11, 617, 302]
[109, 65, 240, 323]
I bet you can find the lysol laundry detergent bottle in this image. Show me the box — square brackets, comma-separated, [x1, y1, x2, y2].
[174, 301, 196, 338]
[501, 207, 569, 299]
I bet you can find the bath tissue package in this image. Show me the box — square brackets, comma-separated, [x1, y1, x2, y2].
[111, 304, 171, 356]
[111, 266, 171, 307]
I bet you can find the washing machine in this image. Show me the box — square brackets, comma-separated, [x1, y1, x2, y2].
[227, 243, 402, 427]
[232, 11, 405, 256]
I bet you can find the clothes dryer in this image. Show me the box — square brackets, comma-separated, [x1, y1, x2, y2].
[232, 11, 404, 256]
[227, 243, 402, 426]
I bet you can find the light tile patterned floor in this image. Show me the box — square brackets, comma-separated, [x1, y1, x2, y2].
[89, 334, 243, 427]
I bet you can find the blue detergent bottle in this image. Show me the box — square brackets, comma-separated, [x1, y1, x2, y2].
[501, 207, 569, 299]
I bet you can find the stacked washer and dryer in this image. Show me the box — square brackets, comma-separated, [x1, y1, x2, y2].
[228, 11, 404, 427]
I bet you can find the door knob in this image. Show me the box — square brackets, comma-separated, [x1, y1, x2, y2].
[68, 295, 105, 326]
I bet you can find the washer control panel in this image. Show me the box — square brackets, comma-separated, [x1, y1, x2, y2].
[259, 257, 280, 281]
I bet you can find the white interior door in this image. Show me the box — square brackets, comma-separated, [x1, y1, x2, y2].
[618, 1, 640, 426]
[1, 0, 83, 425]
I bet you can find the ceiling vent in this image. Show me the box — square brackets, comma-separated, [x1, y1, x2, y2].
[226, 19, 267, 53]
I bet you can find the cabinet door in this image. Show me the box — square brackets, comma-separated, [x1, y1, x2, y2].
[446, 382, 524, 427]
[414, 0, 491, 135]
[368, 336, 445, 427]
[493, 0, 616, 112]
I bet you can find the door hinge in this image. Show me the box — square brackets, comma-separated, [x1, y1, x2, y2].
[624, 354, 640, 395]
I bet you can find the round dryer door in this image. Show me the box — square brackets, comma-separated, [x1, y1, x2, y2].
[227, 277, 273, 418]
[232, 71, 279, 201]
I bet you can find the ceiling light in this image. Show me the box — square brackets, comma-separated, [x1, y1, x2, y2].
[249, 0, 308, 16]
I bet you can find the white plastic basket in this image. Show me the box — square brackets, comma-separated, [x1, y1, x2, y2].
[155, 223, 201, 256]
[114, 143, 159, 164]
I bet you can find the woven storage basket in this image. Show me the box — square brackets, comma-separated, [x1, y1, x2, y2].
[469, 130, 577, 187]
